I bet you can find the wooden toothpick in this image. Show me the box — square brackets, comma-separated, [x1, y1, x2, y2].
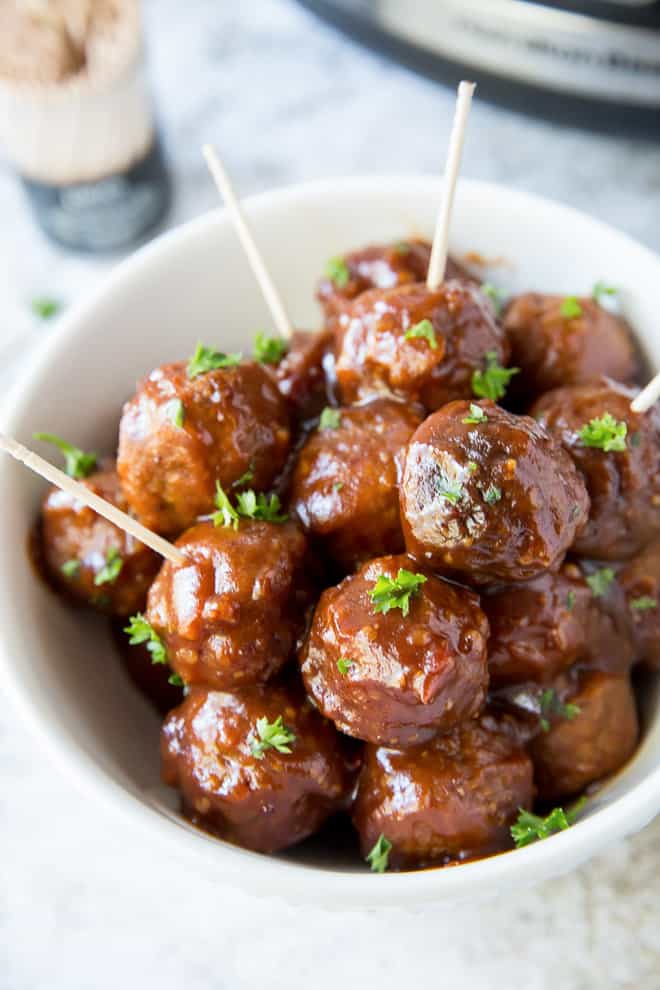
[203, 145, 293, 340]
[0, 434, 186, 566]
[631, 370, 660, 414]
[426, 81, 476, 292]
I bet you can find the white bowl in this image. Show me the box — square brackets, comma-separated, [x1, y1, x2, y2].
[1, 176, 659, 907]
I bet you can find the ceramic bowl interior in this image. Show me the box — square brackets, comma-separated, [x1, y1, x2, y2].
[1, 177, 659, 906]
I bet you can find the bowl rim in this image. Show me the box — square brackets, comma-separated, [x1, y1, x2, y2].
[1, 174, 659, 906]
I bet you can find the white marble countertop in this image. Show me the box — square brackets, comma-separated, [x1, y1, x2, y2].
[1, 2, 659, 987]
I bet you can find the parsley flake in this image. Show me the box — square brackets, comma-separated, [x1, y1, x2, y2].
[394, 241, 410, 255]
[630, 596, 657, 612]
[566, 590, 576, 612]
[165, 398, 185, 429]
[366, 834, 392, 873]
[61, 559, 81, 579]
[333, 482, 344, 492]
[472, 351, 519, 401]
[319, 407, 342, 430]
[254, 332, 288, 365]
[211, 482, 240, 530]
[578, 413, 627, 452]
[463, 402, 488, 425]
[325, 256, 350, 288]
[511, 799, 585, 848]
[592, 281, 618, 305]
[467, 461, 477, 474]
[483, 484, 502, 504]
[168, 673, 185, 687]
[187, 343, 242, 379]
[369, 568, 427, 617]
[235, 490, 288, 523]
[337, 657, 354, 675]
[250, 715, 296, 760]
[480, 282, 507, 317]
[586, 567, 615, 598]
[405, 318, 438, 350]
[538, 688, 581, 733]
[560, 296, 583, 320]
[124, 613, 168, 666]
[94, 547, 123, 586]
[232, 464, 255, 489]
[31, 297, 62, 320]
[33, 432, 97, 479]
[436, 470, 463, 505]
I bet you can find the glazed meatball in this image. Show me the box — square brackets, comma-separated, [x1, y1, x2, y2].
[531, 378, 660, 559]
[262, 328, 332, 421]
[300, 554, 489, 746]
[146, 519, 309, 690]
[290, 398, 422, 568]
[334, 280, 508, 410]
[401, 399, 589, 584]
[530, 670, 638, 801]
[41, 462, 160, 616]
[618, 539, 660, 671]
[503, 293, 639, 399]
[117, 359, 291, 535]
[317, 239, 472, 324]
[353, 717, 533, 869]
[162, 683, 356, 853]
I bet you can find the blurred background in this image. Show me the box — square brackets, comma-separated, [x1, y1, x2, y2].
[0, 2, 659, 988]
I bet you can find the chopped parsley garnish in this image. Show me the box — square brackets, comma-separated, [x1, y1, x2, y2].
[472, 351, 519, 401]
[232, 464, 255, 489]
[124, 613, 168, 666]
[325, 256, 350, 288]
[436, 471, 463, 505]
[61, 559, 81, 579]
[630, 596, 657, 612]
[168, 673, 185, 687]
[337, 657, 354, 675]
[394, 241, 410, 255]
[235, 490, 288, 523]
[578, 413, 627, 452]
[33, 432, 97, 479]
[369, 568, 427, 617]
[592, 281, 618, 305]
[366, 834, 392, 873]
[463, 402, 488, 425]
[31, 297, 62, 320]
[333, 482, 344, 492]
[483, 484, 502, 504]
[566, 590, 576, 612]
[254, 332, 288, 365]
[511, 799, 585, 848]
[165, 398, 185, 429]
[586, 567, 615, 598]
[187, 343, 242, 378]
[405, 318, 438, 350]
[319, 407, 342, 430]
[94, 547, 123, 587]
[211, 482, 240, 530]
[250, 715, 296, 760]
[538, 688, 581, 733]
[560, 296, 583, 319]
[467, 461, 477, 474]
[480, 282, 507, 317]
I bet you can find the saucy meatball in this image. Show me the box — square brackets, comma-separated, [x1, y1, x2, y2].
[503, 293, 639, 399]
[530, 670, 638, 801]
[334, 280, 508, 410]
[41, 462, 160, 616]
[290, 399, 422, 568]
[162, 683, 356, 853]
[353, 717, 533, 869]
[618, 539, 660, 671]
[300, 554, 489, 746]
[262, 328, 332, 421]
[117, 359, 291, 535]
[147, 518, 309, 690]
[401, 399, 589, 584]
[531, 378, 660, 559]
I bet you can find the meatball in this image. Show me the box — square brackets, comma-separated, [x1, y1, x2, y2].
[262, 328, 332, 421]
[41, 462, 160, 616]
[401, 399, 589, 584]
[290, 398, 422, 568]
[117, 359, 291, 535]
[162, 683, 356, 853]
[503, 293, 639, 399]
[300, 554, 489, 746]
[147, 518, 309, 690]
[317, 239, 472, 324]
[530, 670, 638, 801]
[334, 280, 508, 410]
[618, 539, 660, 671]
[531, 378, 660, 559]
[353, 717, 533, 869]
